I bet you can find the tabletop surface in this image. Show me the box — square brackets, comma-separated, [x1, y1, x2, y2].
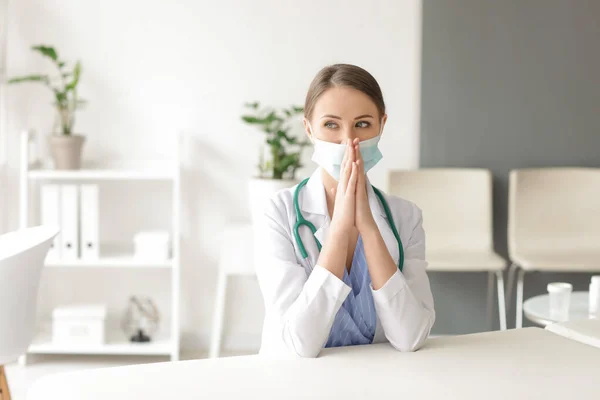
[27, 328, 600, 400]
[523, 291, 589, 326]
[546, 318, 600, 349]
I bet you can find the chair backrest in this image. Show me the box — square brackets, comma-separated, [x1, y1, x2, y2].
[0, 225, 58, 365]
[388, 168, 494, 252]
[508, 168, 600, 258]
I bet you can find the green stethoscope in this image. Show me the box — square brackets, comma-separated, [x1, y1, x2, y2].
[292, 177, 404, 272]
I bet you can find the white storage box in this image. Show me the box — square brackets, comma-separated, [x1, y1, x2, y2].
[52, 304, 107, 346]
[133, 231, 171, 261]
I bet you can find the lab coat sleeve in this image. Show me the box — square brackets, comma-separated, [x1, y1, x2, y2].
[371, 206, 435, 352]
[255, 196, 351, 358]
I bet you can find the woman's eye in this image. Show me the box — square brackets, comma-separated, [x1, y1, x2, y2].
[356, 121, 371, 128]
[324, 121, 338, 129]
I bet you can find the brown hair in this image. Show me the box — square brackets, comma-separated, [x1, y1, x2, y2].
[304, 64, 385, 120]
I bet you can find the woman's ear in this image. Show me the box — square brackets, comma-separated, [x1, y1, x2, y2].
[380, 114, 388, 134]
[303, 118, 314, 141]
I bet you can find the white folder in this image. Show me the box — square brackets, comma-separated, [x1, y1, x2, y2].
[60, 184, 79, 260]
[40, 184, 62, 260]
[80, 184, 99, 259]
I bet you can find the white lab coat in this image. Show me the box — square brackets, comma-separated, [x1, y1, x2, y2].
[255, 168, 435, 358]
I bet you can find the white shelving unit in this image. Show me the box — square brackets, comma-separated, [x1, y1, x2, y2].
[44, 254, 173, 269]
[28, 330, 173, 356]
[18, 131, 181, 363]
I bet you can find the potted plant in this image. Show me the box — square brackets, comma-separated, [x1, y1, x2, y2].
[8, 45, 86, 169]
[242, 101, 310, 222]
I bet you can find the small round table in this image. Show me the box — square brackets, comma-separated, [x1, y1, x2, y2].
[523, 291, 590, 326]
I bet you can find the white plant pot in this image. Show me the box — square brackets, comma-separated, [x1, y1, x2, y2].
[48, 134, 85, 170]
[248, 178, 298, 223]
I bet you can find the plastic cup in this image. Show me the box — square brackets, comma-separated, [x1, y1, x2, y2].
[547, 282, 573, 322]
[589, 276, 600, 317]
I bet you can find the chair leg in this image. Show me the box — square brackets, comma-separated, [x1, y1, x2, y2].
[516, 268, 526, 329]
[486, 271, 494, 331]
[505, 262, 518, 312]
[0, 365, 11, 400]
[496, 271, 507, 331]
[209, 271, 228, 358]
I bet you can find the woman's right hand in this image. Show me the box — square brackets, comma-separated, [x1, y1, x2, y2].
[316, 139, 358, 279]
[329, 139, 358, 233]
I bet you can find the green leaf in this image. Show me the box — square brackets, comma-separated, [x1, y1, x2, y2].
[265, 111, 277, 124]
[278, 130, 298, 144]
[54, 90, 68, 105]
[292, 106, 304, 113]
[58, 61, 66, 69]
[276, 130, 287, 139]
[242, 116, 260, 124]
[244, 101, 260, 109]
[279, 153, 300, 173]
[8, 75, 49, 84]
[266, 138, 281, 149]
[65, 61, 81, 91]
[31, 45, 58, 61]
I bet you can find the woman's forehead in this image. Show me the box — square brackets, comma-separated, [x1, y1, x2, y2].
[313, 86, 379, 119]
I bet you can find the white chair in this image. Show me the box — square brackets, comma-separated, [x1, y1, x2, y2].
[0, 225, 59, 400]
[506, 168, 600, 328]
[388, 169, 507, 331]
[209, 223, 255, 358]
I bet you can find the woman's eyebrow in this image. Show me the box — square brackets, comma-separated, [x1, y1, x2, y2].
[320, 114, 342, 120]
[320, 114, 374, 120]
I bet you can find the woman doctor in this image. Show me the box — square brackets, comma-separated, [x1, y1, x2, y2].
[256, 64, 435, 358]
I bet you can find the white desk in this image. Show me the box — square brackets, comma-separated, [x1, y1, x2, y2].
[28, 328, 600, 400]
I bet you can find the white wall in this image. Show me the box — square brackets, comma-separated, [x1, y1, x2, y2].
[0, 0, 8, 233]
[4, 0, 422, 353]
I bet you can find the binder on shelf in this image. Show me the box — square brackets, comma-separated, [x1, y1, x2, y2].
[80, 184, 99, 260]
[40, 184, 61, 260]
[60, 184, 79, 260]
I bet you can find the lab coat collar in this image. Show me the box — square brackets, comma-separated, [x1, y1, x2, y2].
[366, 178, 387, 219]
[299, 168, 328, 216]
[299, 168, 387, 219]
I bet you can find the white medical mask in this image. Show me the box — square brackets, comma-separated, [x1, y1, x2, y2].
[308, 121, 384, 181]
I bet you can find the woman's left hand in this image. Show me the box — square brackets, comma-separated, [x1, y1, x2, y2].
[354, 138, 377, 233]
